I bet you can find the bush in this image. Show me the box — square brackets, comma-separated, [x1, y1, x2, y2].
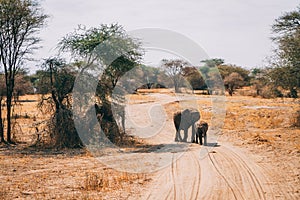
[260, 86, 284, 98]
[274, 89, 284, 97]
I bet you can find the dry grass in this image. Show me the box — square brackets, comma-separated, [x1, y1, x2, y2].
[221, 96, 300, 148]
[126, 93, 156, 104]
[224, 96, 299, 130]
[84, 171, 149, 191]
[0, 147, 152, 199]
[137, 88, 174, 94]
[1, 95, 51, 144]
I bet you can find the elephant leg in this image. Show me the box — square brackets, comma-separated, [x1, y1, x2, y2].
[191, 124, 196, 143]
[195, 131, 198, 144]
[121, 116, 125, 133]
[175, 130, 179, 142]
[178, 130, 183, 141]
[199, 131, 203, 145]
[192, 128, 196, 143]
[175, 130, 184, 142]
[183, 129, 188, 142]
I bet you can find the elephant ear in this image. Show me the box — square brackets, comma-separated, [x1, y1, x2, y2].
[187, 109, 200, 122]
[192, 111, 200, 120]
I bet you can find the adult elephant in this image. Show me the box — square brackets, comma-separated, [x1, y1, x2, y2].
[173, 108, 200, 142]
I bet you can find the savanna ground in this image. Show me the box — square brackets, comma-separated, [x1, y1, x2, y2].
[0, 89, 299, 199]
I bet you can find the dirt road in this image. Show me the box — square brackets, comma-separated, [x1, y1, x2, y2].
[119, 93, 298, 200]
[140, 144, 275, 200]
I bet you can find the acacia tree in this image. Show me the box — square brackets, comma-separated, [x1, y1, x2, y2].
[218, 64, 250, 85]
[0, 0, 47, 143]
[270, 5, 300, 97]
[224, 72, 244, 96]
[250, 68, 269, 96]
[60, 24, 142, 144]
[161, 59, 188, 93]
[201, 58, 224, 68]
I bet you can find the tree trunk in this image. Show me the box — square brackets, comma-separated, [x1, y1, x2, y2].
[5, 73, 15, 144]
[52, 108, 83, 148]
[206, 89, 210, 95]
[95, 101, 121, 144]
[49, 63, 61, 111]
[175, 86, 179, 93]
[174, 82, 180, 93]
[228, 88, 233, 96]
[228, 85, 234, 96]
[0, 98, 4, 143]
[6, 90, 13, 143]
[290, 87, 298, 98]
[173, 75, 181, 93]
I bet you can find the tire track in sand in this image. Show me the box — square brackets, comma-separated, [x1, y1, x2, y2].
[204, 144, 273, 200]
[222, 146, 267, 200]
[207, 149, 243, 200]
[190, 151, 201, 200]
[142, 150, 202, 200]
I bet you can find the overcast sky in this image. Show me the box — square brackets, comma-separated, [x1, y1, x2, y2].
[34, 0, 299, 71]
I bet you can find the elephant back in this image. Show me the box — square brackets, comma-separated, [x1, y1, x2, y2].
[173, 108, 200, 130]
[183, 108, 200, 122]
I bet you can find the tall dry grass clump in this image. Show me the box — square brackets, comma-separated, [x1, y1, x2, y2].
[84, 171, 149, 191]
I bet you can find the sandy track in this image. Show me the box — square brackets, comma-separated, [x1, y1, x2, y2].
[125, 93, 294, 200]
[200, 144, 273, 200]
[141, 150, 202, 200]
[139, 144, 274, 200]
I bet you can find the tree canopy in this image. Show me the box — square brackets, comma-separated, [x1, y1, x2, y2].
[224, 72, 244, 96]
[201, 58, 225, 68]
[270, 5, 300, 97]
[160, 59, 188, 93]
[218, 64, 250, 84]
[60, 24, 142, 71]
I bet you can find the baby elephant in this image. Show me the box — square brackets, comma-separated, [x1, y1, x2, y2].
[194, 121, 208, 145]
